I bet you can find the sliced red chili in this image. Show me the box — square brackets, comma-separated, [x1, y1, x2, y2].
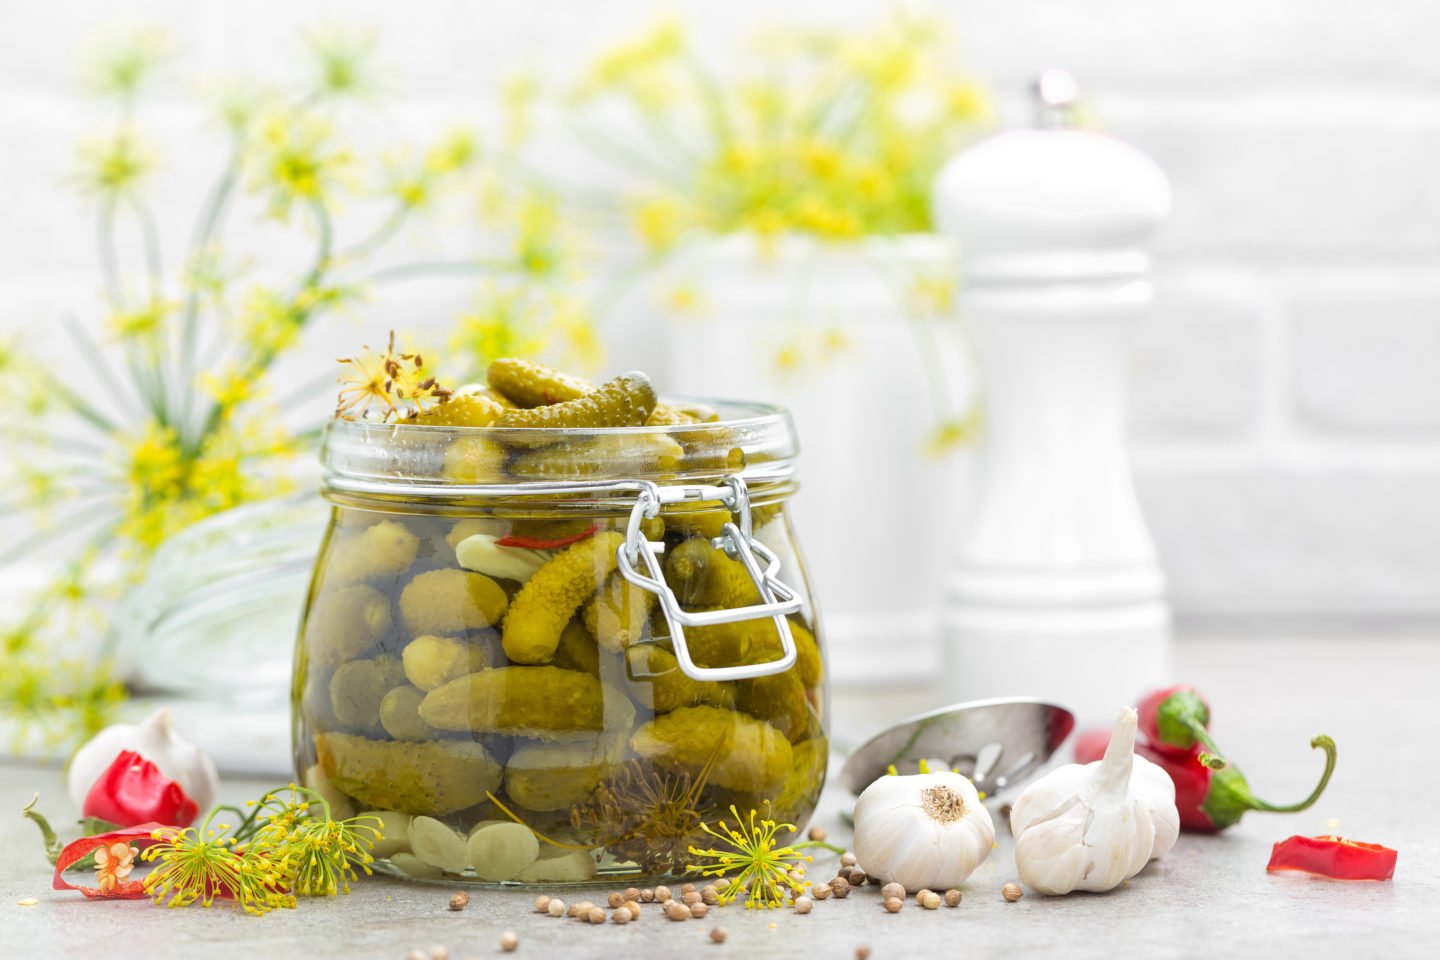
[84, 750, 200, 828]
[1267, 835, 1397, 881]
[53, 823, 170, 899]
[496, 522, 601, 550]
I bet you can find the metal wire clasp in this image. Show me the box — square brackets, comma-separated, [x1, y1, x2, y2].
[616, 475, 802, 682]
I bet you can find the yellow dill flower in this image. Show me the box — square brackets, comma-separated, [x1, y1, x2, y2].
[450, 286, 545, 365]
[660, 282, 703, 315]
[80, 27, 171, 99]
[688, 805, 811, 909]
[632, 197, 688, 252]
[235, 286, 303, 356]
[302, 25, 379, 101]
[424, 128, 479, 177]
[513, 195, 563, 278]
[550, 297, 603, 373]
[107, 297, 177, 340]
[500, 75, 537, 147]
[142, 818, 295, 915]
[198, 365, 254, 412]
[249, 110, 355, 220]
[124, 421, 186, 504]
[73, 126, 157, 199]
[579, 18, 684, 98]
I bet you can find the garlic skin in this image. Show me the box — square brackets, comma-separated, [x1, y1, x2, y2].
[1010, 707, 1179, 895]
[852, 771, 995, 891]
[67, 708, 219, 815]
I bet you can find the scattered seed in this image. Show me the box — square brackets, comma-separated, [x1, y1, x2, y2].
[613, 908, 631, 924]
[16, 897, 38, 907]
[830, 877, 851, 898]
[624, 887, 641, 902]
[856, 948, 871, 960]
[787, 868, 806, 884]
[710, 927, 728, 944]
[682, 891, 702, 906]
[681, 882, 697, 894]
[500, 931, 518, 953]
[918, 890, 942, 910]
[1002, 883, 1023, 902]
[641, 888, 656, 902]
[689, 902, 709, 919]
[808, 825, 828, 842]
[849, 869, 868, 887]
[406, 951, 426, 960]
[547, 898, 566, 917]
[794, 896, 813, 914]
[811, 883, 833, 900]
[840, 852, 858, 868]
[531, 894, 548, 913]
[944, 889, 962, 908]
[447, 891, 469, 912]
[655, 885, 673, 902]
[883, 897, 903, 913]
[589, 907, 607, 924]
[625, 900, 642, 919]
[663, 901, 691, 921]
[430, 947, 449, 960]
[880, 882, 905, 901]
[701, 885, 719, 905]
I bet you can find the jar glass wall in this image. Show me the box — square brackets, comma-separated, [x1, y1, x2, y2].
[293, 402, 828, 885]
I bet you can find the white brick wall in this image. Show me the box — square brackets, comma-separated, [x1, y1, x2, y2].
[2, 0, 1439, 635]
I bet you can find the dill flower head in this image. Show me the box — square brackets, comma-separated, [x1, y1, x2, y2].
[248, 109, 355, 221]
[688, 805, 812, 909]
[142, 822, 294, 916]
[80, 27, 171, 99]
[335, 331, 450, 421]
[302, 25, 381, 101]
[73, 126, 157, 200]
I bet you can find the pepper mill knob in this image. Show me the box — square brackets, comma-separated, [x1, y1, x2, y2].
[932, 73, 1173, 724]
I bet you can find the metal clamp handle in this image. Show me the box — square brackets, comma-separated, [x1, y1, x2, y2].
[616, 475, 803, 682]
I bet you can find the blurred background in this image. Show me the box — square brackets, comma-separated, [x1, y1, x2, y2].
[2, 1, 1438, 753]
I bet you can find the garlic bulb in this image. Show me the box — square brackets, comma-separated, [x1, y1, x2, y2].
[67, 708, 219, 814]
[1010, 707, 1179, 895]
[852, 771, 995, 890]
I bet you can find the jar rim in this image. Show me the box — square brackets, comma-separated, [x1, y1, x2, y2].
[320, 396, 799, 496]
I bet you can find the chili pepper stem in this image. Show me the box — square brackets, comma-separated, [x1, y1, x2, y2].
[1241, 735, 1338, 813]
[1182, 721, 1230, 770]
[22, 793, 63, 865]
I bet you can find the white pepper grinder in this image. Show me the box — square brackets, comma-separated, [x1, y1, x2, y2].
[932, 71, 1172, 724]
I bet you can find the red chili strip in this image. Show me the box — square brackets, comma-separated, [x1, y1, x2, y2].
[496, 523, 601, 550]
[53, 823, 171, 899]
[1267, 835, 1397, 881]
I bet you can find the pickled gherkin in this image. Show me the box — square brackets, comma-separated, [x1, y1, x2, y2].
[330, 656, 406, 734]
[503, 738, 625, 812]
[323, 519, 420, 587]
[664, 538, 761, 608]
[419, 666, 604, 739]
[508, 432, 684, 478]
[487, 357, 591, 408]
[403, 634, 498, 691]
[379, 684, 440, 741]
[496, 373, 656, 433]
[307, 584, 392, 669]
[625, 645, 734, 713]
[316, 733, 502, 817]
[552, 618, 600, 675]
[583, 571, 655, 653]
[734, 668, 814, 744]
[630, 706, 792, 793]
[413, 392, 506, 427]
[501, 532, 624, 663]
[399, 568, 509, 637]
[443, 435, 508, 482]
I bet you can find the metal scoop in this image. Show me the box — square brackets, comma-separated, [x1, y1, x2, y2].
[839, 697, 1075, 799]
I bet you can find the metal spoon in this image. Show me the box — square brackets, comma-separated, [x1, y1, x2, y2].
[839, 697, 1075, 799]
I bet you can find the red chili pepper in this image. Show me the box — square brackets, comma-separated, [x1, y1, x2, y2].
[1267, 835, 1397, 881]
[1138, 685, 1227, 766]
[495, 523, 601, 550]
[83, 750, 200, 828]
[52, 823, 169, 899]
[1073, 727, 1338, 832]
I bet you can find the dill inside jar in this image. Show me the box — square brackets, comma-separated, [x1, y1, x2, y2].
[293, 354, 828, 885]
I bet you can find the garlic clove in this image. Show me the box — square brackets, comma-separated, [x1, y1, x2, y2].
[67, 708, 219, 815]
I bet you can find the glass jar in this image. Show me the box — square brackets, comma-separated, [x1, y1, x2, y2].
[293, 401, 828, 885]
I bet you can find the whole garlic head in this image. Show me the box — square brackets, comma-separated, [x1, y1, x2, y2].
[67, 708, 219, 814]
[852, 771, 995, 891]
[1010, 707, 1179, 895]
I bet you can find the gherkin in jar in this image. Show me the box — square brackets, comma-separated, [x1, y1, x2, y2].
[297, 355, 828, 886]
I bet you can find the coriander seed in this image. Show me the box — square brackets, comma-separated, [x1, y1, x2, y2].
[794, 896, 813, 914]
[625, 887, 641, 902]
[944, 889, 961, 907]
[856, 948, 871, 960]
[880, 882, 905, 901]
[640, 888, 655, 902]
[883, 897, 903, 913]
[682, 883, 697, 894]
[811, 883, 833, 900]
[1002, 883, 1023, 902]
[500, 932, 518, 953]
[655, 885, 672, 902]
[830, 876, 851, 898]
[918, 890, 941, 910]
[701, 885, 719, 904]
[430, 946, 449, 960]
[448, 891, 469, 912]
[841, 852, 858, 867]
[588, 907, 606, 924]
[808, 826, 828, 842]
[531, 894, 548, 913]
[608, 891, 624, 908]
[710, 928, 728, 944]
[547, 898, 566, 917]
[613, 908, 631, 924]
[689, 902, 709, 919]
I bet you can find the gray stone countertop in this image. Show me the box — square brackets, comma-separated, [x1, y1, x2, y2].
[1, 638, 1434, 959]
